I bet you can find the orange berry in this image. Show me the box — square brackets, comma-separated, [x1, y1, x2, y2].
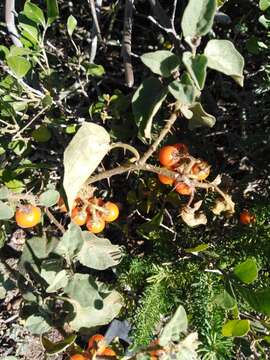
[70, 354, 89, 360]
[174, 182, 192, 195]
[88, 334, 104, 350]
[15, 205, 41, 228]
[86, 217, 105, 234]
[158, 169, 174, 185]
[191, 160, 211, 181]
[149, 339, 164, 358]
[159, 145, 180, 167]
[58, 197, 67, 213]
[71, 207, 88, 226]
[240, 210, 255, 225]
[101, 348, 116, 357]
[103, 202, 119, 223]
[88, 334, 116, 357]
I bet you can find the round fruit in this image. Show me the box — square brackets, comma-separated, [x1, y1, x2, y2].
[174, 182, 192, 196]
[159, 145, 180, 167]
[149, 339, 163, 357]
[158, 170, 174, 185]
[71, 207, 88, 226]
[240, 210, 255, 225]
[15, 205, 41, 228]
[191, 160, 210, 181]
[101, 348, 116, 357]
[70, 354, 89, 360]
[88, 334, 105, 350]
[88, 334, 116, 357]
[86, 217, 105, 233]
[58, 197, 67, 213]
[103, 202, 119, 222]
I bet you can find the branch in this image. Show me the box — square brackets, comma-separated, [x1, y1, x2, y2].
[88, 0, 103, 43]
[89, 0, 103, 63]
[122, 0, 134, 88]
[87, 163, 179, 185]
[5, 0, 22, 47]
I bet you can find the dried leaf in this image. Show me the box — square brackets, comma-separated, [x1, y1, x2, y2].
[181, 201, 207, 227]
[212, 195, 235, 215]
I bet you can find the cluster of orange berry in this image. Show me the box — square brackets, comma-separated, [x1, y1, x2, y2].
[157, 143, 211, 195]
[58, 196, 119, 234]
[71, 334, 116, 360]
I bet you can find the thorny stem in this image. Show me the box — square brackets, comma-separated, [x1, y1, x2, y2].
[110, 142, 140, 161]
[12, 105, 49, 140]
[44, 208, 65, 234]
[139, 105, 181, 165]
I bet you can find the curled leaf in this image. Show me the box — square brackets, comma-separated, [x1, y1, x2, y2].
[212, 195, 235, 215]
[181, 200, 207, 227]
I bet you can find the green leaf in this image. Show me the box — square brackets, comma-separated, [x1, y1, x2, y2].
[188, 102, 216, 129]
[217, 0, 228, 8]
[39, 189, 60, 207]
[24, 2, 46, 27]
[42, 95, 53, 107]
[204, 40, 244, 86]
[63, 122, 110, 211]
[25, 314, 51, 334]
[32, 125, 52, 143]
[46, 269, 69, 293]
[0, 201, 14, 220]
[77, 232, 123, 270]
[182, 52, 208, 90]
[239, 287, 270, 316]
[46, 0, 59, 25]
[132, 77, 168, 141]
[64, 273, 102, 307]
[85, 63, 105, 77]
[168, 73, 196, 105]
[259, 0, 270, 11]
[141, 50, 180, 77]
[18, 15, 40, 45]
[259, 15, 270, 29]
[222, 319, 250, 337]
[7, 56, 31, 78]
[0, 187, 10, 200]
[54, 223, 84, 258]
[185, 243, 209, 253]
[19, 236, 59, 272]
[181, 0, 217, 38]
[67, 15, 77, 37]
[40, 257, 64, 285]
[5, 179, 25, 193]
[9, 46, 32, 57]
[159, 305, 188, 346]
[234, 258, 258, 284]
[41, 334, 77, 355]
[67, 290, 122, 331]
[215, 290, 237, 310]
